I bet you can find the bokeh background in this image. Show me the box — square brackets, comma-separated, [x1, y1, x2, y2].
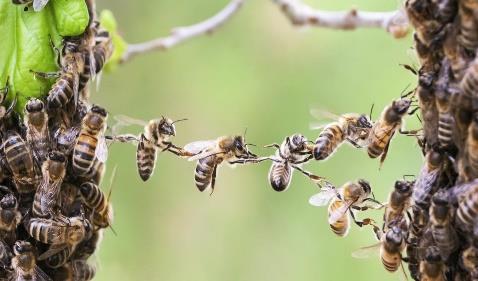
[93, 0, 422, 280]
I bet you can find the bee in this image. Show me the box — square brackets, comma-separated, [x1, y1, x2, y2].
[3, 130, 39, 193]
[79, 181, 113, 229]
[352, 225, 407, 274]
[462, 113, 478, 180]
[263, 134, 323, 192]
[383, 179, 414, 231]
[443, 24, 471, 81]
[73, 229, 103, 260]
[81, 158, 105, 185]
[462, 226, 478, 280]
[32, 151, 67, 219]
[417, 68, 439, 149]
[24, 98, 50, 165]
[367, 95, 416, 166]
[0, 193, 21, 244]
[309, 179, 381, 237]
[184, 135, 257, 193]
[406, 0, 445, 47]
[54, 260, 96, 281]
[72, 105, 108, 175]
[406, 236, 421, 281]
[60, 182, 79, 217]
[413, 148, 443, 210]
[460, 56, 478, 101]
[310, 110, 372, 161]
[11, 240, 51, 281]
[420, 246, 446, 281]
[456, 180, 478, 232]
[92, 26, 114, 75]
[11, 0, 50, 11]
[429, 189, 458, 260]
[109, 115, 187, 181]
[32, 38, 84, 109]
[435, 60, 457, 149]
[26, 216, 90, 246]
[457, 0, 478, 51]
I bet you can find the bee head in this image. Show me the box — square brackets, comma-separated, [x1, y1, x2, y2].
[357, 115, 372, 128]
[158, 117, 176, 136]
[427, 148, 444, 168]
[91, 105, 108, 118]
[79, 182, 94, 197]
[289, 134, 307, 151]
[87, 106, 108, 129]
[385, 226, 403, 246]
[13, 241, 32, 255]
[25, 98, 44, 113]
[394, 180, 413, 194]
[48, 151, 66, 163]
[431, 189, 449, 205]
[357, 179, 371, 195]
[424, 246, 442, 263]
[0, 193, 17, 209]
[393, 98, 412, 115]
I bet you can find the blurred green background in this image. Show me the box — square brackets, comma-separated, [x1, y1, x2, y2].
[93, 0, 422, 280]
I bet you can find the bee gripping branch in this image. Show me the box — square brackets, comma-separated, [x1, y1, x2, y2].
[273, 0, 410, 39]
[120, 0, 244, 63]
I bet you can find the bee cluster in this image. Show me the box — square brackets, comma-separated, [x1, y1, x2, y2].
[0, 0, 115, 280]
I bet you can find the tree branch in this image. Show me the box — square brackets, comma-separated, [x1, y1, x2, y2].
[121, 0, 244, 63]
[273, 0, 409, 39]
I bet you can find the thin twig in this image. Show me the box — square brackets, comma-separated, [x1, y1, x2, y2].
[121, 0, 244, 63]
[273, 0, 410, 38]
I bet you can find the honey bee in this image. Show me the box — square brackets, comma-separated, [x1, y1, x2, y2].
[462, 227, 478, 280]
[73, 229, 103, 260]
[11, 0, 50, 11]
[417, 68, 439, 149]
[310, 110, 372, 161]
[81, 158, 105, 185]
[184, 135, 257, 193]
[429, 189, 458, 260]
[309, 179, 380, 237]
[24, 98, 50, 165]
[11, 240, 51, 281]
[435, 60, 457, 149]
[32, 151, 67, 219]
[456, 180, 478, 232]
[352, 225, 407, 274]
[72, 105, 108, 175]
[263, 134, 323, 192]
[367, 95, 416, 166]
[3, 130, 39, 193]
[457, 0, 478, 51]
[419, 246, 446, 281]
[79, 180, 113, 229]
[413, 148, 443, 210]
[31, 38, 84, 109]
[110, 115, 187, 181]
[460, 56, 478, 100]
[26, 216, 90, 247]
[92, 26, 114, 76]
[54, 260, 96, 281]
[383, 179, 414, 231]
[0, 193, 21, 244]
[406, 236, 421, 281]
[462, 113, 478, 180]
[406, 0, 445, 46]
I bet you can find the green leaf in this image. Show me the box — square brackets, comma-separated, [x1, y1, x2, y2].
[99, 9, 127, 72]
[0, 0, 89, 113]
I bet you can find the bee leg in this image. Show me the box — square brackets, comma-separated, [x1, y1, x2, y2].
[349, 209, 375, 228]
[29, 70, 60, 80]
[346, 139, 362, 148]
[293, 154, 313, 164]
[291, 164, 324, 182]
[362, 197, 385, 209]
[228, 157, 271, 165]
[399, 128, 422, 136]
[379, 137, 393, 169]
[264, 143, 280, 149]
[210, 164, 218, 196]
[4, 92, 17, 117]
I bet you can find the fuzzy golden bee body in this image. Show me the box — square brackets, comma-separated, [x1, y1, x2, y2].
[24, 98, 50, 165]
[383, 179, 413, 231]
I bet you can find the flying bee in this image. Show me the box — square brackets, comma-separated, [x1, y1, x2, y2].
[32, 151, 67, 219]
[310, 109, 372, 161]
[0, 193, 21, 244]
[11, 0, 50, 11]
[54, 260, 96, 281]
[413, 148, 443, 210]
[429, 189, 458, 260]
[184, 134, 257, 194]
[262, 134, 323, 192]
[383, 178, 414, 231]
[31, 38, 84, 109]
[367, 94, 418, 166]
[11, 240, 51, 281]
[420, 246, 446, 281]
[24, 98, 50, 164]
[456, 181, 478, 232]
[352, 225, 407, 274]
[309, 179, 381, 237]
[72, 105, 108, 175]
[3, 130, 39, 193]
[109, 115, 187, 181]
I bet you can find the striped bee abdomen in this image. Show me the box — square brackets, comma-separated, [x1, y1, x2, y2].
[136, 136, 157, 182]
[194, 156, 216, 192]
[313, 123, 344, 160]
[328, 200, 349, 237]
[381, 251, 400, 272]
[268, 161, 292, 192]
[73, 134, 98, 175]
[47, 74, 75, 109]
[45, 246, 71, 268]
[456, 187, 478, 230]
[367, 124, 395, 158]
[437, 113, 454, 146]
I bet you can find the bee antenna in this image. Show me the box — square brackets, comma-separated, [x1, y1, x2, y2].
[109, 225, 118, 236]
[107, 165, 118, 203]
[172, 118, 188, 124]
[400, 84, 411, 98]
[243, 127, 248, 141]
[245, 143, 256, 147]
[369, 103, 374, 121]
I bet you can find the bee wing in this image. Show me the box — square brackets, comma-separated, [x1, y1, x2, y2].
[309, 108, 340, 131]
[351, 242, 381, 259]
[184, 140, 218, 161]
[112, 115, 148, 134]
[328, 200, 352, 225]
[309, 188, 338, 207]
[33, 265, 53, 281]
[95, 137, 108, 163]
[88, 50, 97, 79]
[37, 244, 67, 261]
[33, 0, 49, 11]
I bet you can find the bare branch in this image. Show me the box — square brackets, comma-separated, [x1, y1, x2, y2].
[121, 0, 244, 63]
[273, 0, 410, 39]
